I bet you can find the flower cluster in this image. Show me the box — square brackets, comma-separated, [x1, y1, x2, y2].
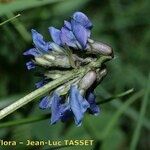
[24, 12, 113, 126]
[39, 85, 99, 126]
[49, 12, 92, 50]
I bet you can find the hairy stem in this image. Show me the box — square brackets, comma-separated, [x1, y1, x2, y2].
[0, 55, 112, 120]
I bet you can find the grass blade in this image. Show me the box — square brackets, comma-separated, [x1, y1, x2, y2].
[100, 87, 150, 130]
[97, 88, 134, 104]
[130, 75, 150, 150]
[0, 114, 49, 128]
[6, 13, 31, 42]
[101, 90, 144, 140]
[0, 89, 135, 128]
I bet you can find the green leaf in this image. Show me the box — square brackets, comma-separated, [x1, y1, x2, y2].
[97, 88, 134, 104]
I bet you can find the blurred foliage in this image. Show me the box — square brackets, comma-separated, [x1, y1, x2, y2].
[0, 0, 149, 150]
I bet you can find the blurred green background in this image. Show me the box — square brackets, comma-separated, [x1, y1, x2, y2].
[0, 0, 149, 150]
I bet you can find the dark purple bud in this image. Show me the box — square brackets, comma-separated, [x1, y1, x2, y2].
[39, 96, 52, 109]
[86, 92, 100, 115]
[26, 61, 35, 70]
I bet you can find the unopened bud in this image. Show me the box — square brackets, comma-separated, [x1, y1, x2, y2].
[96, 68, 107, 83]
[34, 57, 51, 67]
[44, 70, 70, 79]
[34, 54, 71, 68]
[79, 71, 97, 90]
[72, 54, 96, 65]
[87, 40, 113, 56]
[50, 43, 65, 54]
[55, 78, 80, 96]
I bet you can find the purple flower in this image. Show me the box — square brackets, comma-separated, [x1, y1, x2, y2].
[71, 19, 88, 49]
[23, 29, 53, 58]
[35, 79, 48, 88]
[39, 96, 52, 109]
[24, 12, 93, 70]
[48, 27, 62, 46]
[64, 20, 72, 30]
[86, 92, 100, 116]
[68, 85, 90, 126]
[59, 85, 90, 126]
[49, 11, 92, 50]
[26, 61, 35, 70]
[39, 85, 91, 126]
[23, 48, 41, 57]
[50, 92, 65, 124]
[23, 12, 103, 126]
[60, 27, 80, 48]
[72, 12, 93, 29]
[39, 92, 64, 124]
[31, 29, 50, 52]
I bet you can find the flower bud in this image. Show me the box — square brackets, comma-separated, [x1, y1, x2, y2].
[87, 40, 113, 56]
[72, 54, 96, 65]
[50, 43, 65, 54]
[79, 71, 97, 90]
[44, 70, 70, 79]
[34, 57, 51, 67]
[34, 54, 71, 68]
[55, 78, 80, 96]
[96, 68, 107, 83]
[44, 73, 62, 79]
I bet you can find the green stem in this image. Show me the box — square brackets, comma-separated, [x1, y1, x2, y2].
[0, 14, 21, 26]
[97, 88, 134, 104]
[0, 55, 112, 120]
[0, 114, 50, 128]
[6, 13, 31, 42]
[0, 70, 80, 120]
[0, 88, 133, 128]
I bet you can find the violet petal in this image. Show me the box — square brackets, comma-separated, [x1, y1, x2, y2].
[71, 20, 88, 49]
[72, 12, 93, 29]
[48, 27, 61, 45]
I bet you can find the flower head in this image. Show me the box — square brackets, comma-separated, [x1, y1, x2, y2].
[24, 12, 113, 126]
